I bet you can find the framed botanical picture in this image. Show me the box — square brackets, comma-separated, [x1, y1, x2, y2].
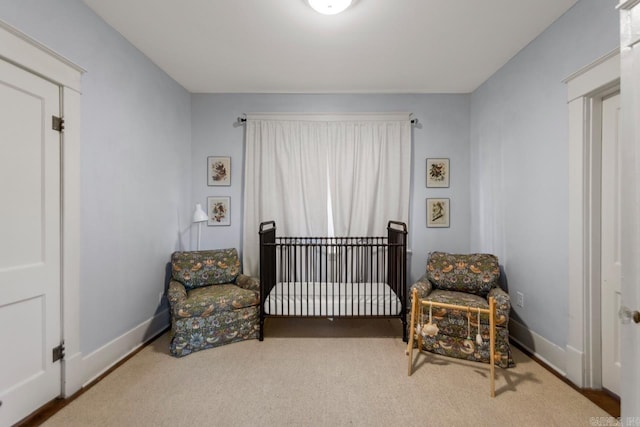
[426, 158, 450, 188]
[207, 197, 231, 226]
[207, 156, 231, 186]
[426, 198, 450, 228]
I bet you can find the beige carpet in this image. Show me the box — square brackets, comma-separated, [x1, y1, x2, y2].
[43, 318, 611, 427]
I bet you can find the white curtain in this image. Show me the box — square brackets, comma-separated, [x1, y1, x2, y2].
[327, 118, 411, 237]
[243, 113, 411, 276]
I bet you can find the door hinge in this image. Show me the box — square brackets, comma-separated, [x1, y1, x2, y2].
[52, 116, 65, 132]
[52, 341, 65, 363]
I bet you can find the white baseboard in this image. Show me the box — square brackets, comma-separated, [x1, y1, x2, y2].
[62, 351, 84, 397]
[509, 319, 567, 376]
[565, 344, 585, 387]
[81, 309, 170, 387]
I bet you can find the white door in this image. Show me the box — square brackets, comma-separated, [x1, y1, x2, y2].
[601, 92, 621, 396]
[0, 58, 62, 426]
[619, 0, 640, 420]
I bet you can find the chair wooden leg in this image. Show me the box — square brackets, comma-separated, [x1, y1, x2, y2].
[406, 289, 416, 356]
[407, 289, 418, 375]
[407, 339, 414, 376]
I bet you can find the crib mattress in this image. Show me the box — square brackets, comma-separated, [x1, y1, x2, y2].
[264, 282, 402, 316]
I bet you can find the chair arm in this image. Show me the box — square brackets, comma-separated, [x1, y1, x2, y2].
[167, 280, 188, 317]
[488, 287, 511, 327]
[410, 273, 433, 299]
[236, 274, 260, 293]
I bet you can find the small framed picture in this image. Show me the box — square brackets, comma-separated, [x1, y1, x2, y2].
[426, 158, 450, 188]
[207, 156, 231, 186]
[207, 197, 231, 226]
[426, 198, 450, 228]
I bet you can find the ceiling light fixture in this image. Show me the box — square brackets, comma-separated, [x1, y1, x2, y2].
[307, 0, 352, 15]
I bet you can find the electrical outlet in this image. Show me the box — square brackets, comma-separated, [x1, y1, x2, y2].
[516, 291, 524, 308]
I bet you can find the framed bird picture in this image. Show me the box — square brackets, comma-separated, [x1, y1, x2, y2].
[207, 156, 231, 186]
[426, 198, 450, 228]
[207, 196, 231, 226]
[426, 158, 449, 188]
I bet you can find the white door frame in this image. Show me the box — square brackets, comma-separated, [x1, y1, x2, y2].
[599, 91, 622, 396]
[565, 49, 620, 388]
[0, 20, 83, 398]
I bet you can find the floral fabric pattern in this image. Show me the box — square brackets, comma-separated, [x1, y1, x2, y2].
[411, 251, 514, 368]
[420, 328, 513, 368]
[168, 249, 260, 357]
[236, 274, 260, 292]
[420, 289, 510, 328]
[171, 249, 241, 289]
[168, 281, 258, 319]
[426, 251, 500, 296]
[488, 287, 511, 326]
[170, 307, 259, 357]
[411, 273, 432, 297]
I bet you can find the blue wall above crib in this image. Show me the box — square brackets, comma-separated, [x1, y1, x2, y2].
[190, 93, 472, 285]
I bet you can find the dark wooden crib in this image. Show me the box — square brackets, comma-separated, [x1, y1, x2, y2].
[258, 221, 408, 342]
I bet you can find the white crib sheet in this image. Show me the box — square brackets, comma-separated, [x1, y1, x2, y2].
[264, 282, 402, 316]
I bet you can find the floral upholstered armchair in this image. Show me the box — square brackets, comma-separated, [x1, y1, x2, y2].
[411, 252, 514, 368]
[167, 249, 260, 357]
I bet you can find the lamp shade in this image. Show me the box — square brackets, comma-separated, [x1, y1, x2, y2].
[307, 0, 352, 15]
[192, 203, 209, 223]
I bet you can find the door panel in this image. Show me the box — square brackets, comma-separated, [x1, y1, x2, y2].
[0, 58, 62, 426]
[0, 83, 43, 270]
[0, 297, 45, 391]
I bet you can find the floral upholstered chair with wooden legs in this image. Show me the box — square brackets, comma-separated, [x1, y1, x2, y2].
[167, 248, 260, 357]
[410, 251, 514, 368]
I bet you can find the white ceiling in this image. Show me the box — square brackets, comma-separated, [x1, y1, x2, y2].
[81, 0, 579, 94]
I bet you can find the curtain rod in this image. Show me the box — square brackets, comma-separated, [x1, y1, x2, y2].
[236, 114, 418, 126]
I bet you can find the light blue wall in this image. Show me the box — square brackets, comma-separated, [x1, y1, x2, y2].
[0, 0, 620, 365]
[0, 0, 192, 354]
[469, 0, 619, 348]
[191, 93, 472, 284]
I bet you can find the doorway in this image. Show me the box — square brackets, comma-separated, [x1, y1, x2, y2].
[566, 49, 620, 391]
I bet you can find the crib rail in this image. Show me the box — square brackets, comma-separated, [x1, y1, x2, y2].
[258, 221, 407, 341]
